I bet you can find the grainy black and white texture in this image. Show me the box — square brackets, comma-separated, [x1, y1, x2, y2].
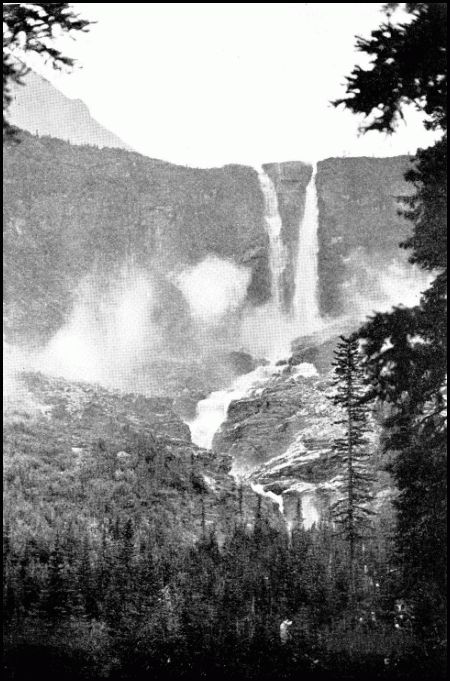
[3, 4, 447, 680]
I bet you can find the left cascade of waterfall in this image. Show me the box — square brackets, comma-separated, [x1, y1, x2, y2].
[187, 166, 289, 450]
[257, 165, 287, 312]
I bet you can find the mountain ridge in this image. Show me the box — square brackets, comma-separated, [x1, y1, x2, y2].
[8, 69, 133, 151]
[4, 130, 416, 356]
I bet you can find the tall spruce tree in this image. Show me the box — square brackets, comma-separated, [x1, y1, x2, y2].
[334, 2, 447, 640]
[329, 335, 375, 589]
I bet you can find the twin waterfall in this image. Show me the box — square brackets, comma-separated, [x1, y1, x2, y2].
[187, 163, 322, 452]
[257, 163, 321, 329]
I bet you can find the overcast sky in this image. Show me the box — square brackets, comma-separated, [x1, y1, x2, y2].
[29, 3, 440, 167]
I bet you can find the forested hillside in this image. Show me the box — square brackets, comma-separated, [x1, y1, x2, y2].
[4, 375, 427, 681]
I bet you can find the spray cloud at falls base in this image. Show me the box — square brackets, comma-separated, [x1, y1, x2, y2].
[4, 153, 430, 413]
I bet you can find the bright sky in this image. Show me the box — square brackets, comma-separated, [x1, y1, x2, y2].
[30, 3, 440, 167]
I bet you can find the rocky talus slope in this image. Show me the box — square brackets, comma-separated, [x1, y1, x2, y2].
[213, 352, 394, 527]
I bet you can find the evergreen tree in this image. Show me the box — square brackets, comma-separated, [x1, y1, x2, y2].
[78, 534, 98, 619]
[200, 496, 206, 538]
[333, 3, 447, 133]
[334, 2, 447, 641]
[43, 535, 70, 621]
[329, 336, 375, 588]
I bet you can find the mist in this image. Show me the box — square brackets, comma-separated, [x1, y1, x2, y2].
[4, 248, 434, 402]
[3, 343, 43, 417]
[34, 267, 163, 388]
[237, 255, 433, 364]
[340, 252, 433, 323]
[4, 257, 254, 396]
[174, 255, 251, 324]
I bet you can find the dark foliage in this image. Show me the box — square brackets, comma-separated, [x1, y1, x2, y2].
[328, 336, 376, 577]
[335, 1, 447, 646]
[4, 509, 435, 681]
[334, 3, 447, 132]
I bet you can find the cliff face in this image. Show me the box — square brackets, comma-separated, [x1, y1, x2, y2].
[4, 132, 414, 349]
[264, 156, 413, 319]
[316, 156, 413, 316]
[4, 136, 412, 536]
[3, 132, 271, 345]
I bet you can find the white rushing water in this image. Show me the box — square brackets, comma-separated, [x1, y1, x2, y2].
[250, 483, 284, 515]
[188, 167, 289, 450]
[188, 163, 323, 451]
[292, 163, 321, 332]
[257, 165, 287, 310]
[186, 163, 325, 527]
[187, 363, 282, 450]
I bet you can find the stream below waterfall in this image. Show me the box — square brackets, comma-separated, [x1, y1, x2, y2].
[187, 163, 323, 526]
[186, 363, 283, 451]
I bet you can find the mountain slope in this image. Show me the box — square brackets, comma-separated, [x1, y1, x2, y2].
[8, 69, 132, 150]
[3, 131, 272, 348]
[3, 371, 282, 548]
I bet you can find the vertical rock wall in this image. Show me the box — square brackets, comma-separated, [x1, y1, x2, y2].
[316, 156, 413, 316]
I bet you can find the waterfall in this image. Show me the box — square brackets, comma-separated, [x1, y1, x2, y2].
[188, 162, 323, 451]
[253, 163, 322, 343]
[187, 168, 289, 450]
[292, 163, 321, 332]
[187, 363, 283, 450]
[257, 166, 286, 311]
[250, 483, 284, 515]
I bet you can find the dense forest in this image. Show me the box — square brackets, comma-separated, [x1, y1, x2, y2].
[4, 508, 427, 681]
